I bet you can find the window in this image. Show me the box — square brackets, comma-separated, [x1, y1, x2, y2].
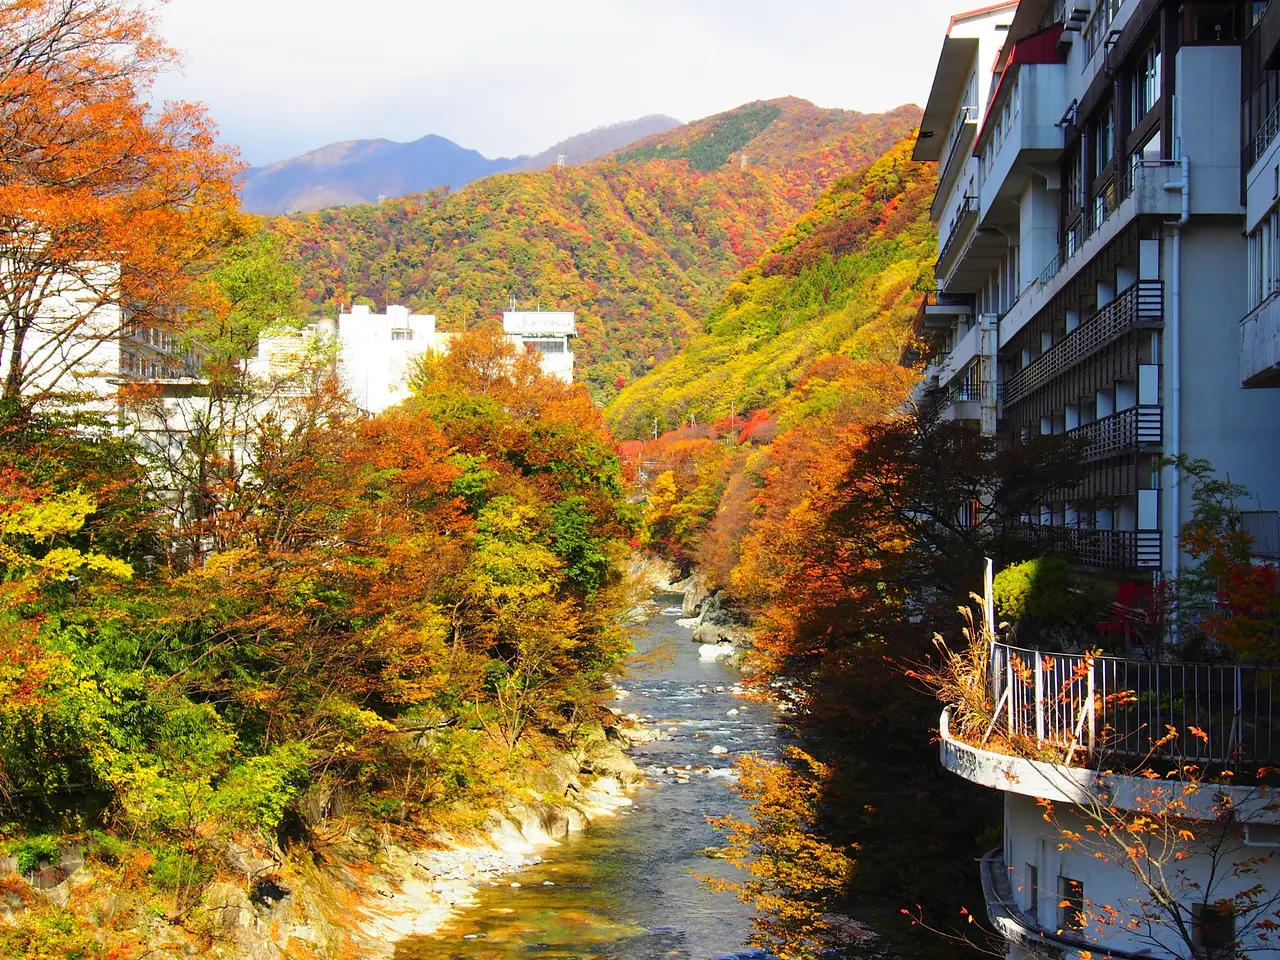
[390, 329, 414, 341]
[1132, 39, 1162, 124]
[533, 339, 566, 355]
[1194, 901, 1236, 953]
[1094, 105, 1115, 176]
[1059, 876, 1085, 932]
[1065, 149, 1083, 213]
[1247, 208, 1280, 309]
[1024, 863, 1039, 921]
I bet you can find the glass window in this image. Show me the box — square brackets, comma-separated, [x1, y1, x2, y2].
[1095, 105, 1114, 176]
[1194, 902, 1236, 952]
[1133, 40, 1161, 124]
[390, 329, 414, 341]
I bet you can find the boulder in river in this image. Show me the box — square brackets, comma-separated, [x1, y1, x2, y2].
[698, 643, 736, 662]
[681, 574, 710, 617]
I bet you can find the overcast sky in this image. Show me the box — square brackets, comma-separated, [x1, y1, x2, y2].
[153, 0, 962, 167]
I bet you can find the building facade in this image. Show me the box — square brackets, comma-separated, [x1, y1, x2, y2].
[917, 0, 1280, 580]
[1, 263, 201, 411]
[502, 310, 577, 383]
[919, 3, 1280, 958]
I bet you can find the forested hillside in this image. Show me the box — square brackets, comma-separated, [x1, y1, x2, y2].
[268, 98, 921, 402]
[606, 137, 936, 438]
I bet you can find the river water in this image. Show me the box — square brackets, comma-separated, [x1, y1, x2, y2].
[395, 596, 780, 960]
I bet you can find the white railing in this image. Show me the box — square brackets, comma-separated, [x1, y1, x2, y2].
[989, 641, 1280, 765]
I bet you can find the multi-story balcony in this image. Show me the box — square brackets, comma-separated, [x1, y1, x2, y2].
[1064, 404, 1162, 462]
[1003, 280, 1162, 406]
[1241, 292, 1280, 387]
[1009, 522, 1160, 570]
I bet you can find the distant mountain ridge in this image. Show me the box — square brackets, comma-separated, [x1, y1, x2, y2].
[508, 115, 681, 173]
[240, 115, 682, 215]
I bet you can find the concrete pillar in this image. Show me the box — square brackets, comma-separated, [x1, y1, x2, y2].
[1138, 489, 1159, 530]
[1139, 238, 1161, 280]
[1020, 177, 1061, 288]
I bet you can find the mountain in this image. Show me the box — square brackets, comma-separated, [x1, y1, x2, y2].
[241, 116, 684, 215]
[508, 115, 682, 173]
[240, 135, 522, 215]
[604, 136, 937, 437]
[268, 98, 923, 403]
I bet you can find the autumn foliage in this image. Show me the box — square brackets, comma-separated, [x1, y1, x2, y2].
[268, 100, 922, 404]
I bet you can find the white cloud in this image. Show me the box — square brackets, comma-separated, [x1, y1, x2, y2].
[152, 0, 960, 165]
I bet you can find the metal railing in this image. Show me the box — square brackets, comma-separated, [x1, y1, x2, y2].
[1008, 523, 1160, 570]
[1003, 280, 1163, 406]
[939, 107, 977, 192]
[989, 641, 1280, 765]
[1036, 161, 1179, 288]
[937, 196, 977, 271]
[1254, 100, 1280, 170]
[1065, 404, 1163, 461]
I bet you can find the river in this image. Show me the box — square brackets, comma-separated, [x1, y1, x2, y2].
[394, 595, 780, 960]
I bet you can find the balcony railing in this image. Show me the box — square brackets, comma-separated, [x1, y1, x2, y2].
[1038, 160, 1180, 287]
[1009, 523, 1160, 570]
[1253, 100, 1280, 171]
[989, 641, 1280, 766]
[1003, 280, 1163, 406]
[1064, 404, 1163, 462]
[937, 196, 977, 272]
[938, 106, 977, 194]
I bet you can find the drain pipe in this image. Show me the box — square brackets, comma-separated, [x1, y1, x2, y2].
[1161, 155, 1190, 589]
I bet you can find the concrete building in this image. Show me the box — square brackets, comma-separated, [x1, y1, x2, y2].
[333, 304, 450, 414]
[918, 3, 1280, 957]
[0, 262, 201, 411]
[502, 310, 576, 383]
[916, 0, 1280, 579]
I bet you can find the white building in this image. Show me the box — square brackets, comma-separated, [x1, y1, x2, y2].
[918, 2, 1280, 957]
[502, 310, 576, 383]
[916, 0, 1280, 576]
[0, 262, 201, 411]
[333, 304, 449, 414]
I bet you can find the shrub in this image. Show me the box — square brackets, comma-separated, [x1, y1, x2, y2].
[11, 835, 61, 875]
[993, 558, 1109, 640]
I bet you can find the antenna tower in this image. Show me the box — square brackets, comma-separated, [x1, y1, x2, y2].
[556, 154, 567, 170]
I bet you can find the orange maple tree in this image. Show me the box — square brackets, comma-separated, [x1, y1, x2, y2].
[0, 0, 240, 404]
